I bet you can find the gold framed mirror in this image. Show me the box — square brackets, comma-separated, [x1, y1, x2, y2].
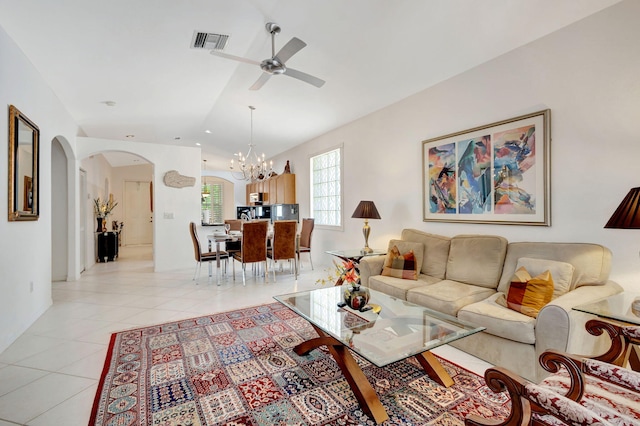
[8, 105, 39, 221]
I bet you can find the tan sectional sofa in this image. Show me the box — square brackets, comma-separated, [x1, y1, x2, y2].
[358, 228, 623, 382]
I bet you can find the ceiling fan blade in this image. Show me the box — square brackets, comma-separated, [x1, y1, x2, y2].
[283, 67, 325, 88]
[274, 37, 306, 63]
[210, 50, 261, 66]
[249, 73, 272, 91]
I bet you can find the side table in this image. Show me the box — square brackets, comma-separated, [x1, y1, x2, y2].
[97, 231, 118, 262]
[326, 248, 386, 264]
[573, 292, 640, 369]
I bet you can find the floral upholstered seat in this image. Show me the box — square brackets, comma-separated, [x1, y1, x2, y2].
[465, 319, 640, 426]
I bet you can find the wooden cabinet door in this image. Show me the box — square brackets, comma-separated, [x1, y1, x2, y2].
[268, 178, 277, 204]
[276, 174, 296, 204]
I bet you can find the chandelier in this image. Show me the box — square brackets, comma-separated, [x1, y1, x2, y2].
[230, 106, 273, 181]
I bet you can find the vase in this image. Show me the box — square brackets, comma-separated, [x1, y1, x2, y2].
[96, 217, 103, 233]
[343, 281, 370, 311]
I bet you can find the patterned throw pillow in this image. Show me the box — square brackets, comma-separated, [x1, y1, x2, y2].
[381, 245, 418, 280]
[505, 266, 554, 318]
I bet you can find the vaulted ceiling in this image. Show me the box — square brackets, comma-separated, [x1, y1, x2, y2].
[0, 0, 621, 168]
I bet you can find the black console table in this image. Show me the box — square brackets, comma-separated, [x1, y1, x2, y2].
[97, 232, 118, 262]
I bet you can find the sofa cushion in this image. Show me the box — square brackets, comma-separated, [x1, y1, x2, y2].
[515, 257, 574, 299]
[445, 235, 508, 288]
[368, 274, 439, 300]
[407, 280, 496, 317]
[458, 293, 537, 344]
[498, 242, 612, 292]
[503, 266, 554, 318]
[382, 240, 423, 277]
[401, 229, 451, 279]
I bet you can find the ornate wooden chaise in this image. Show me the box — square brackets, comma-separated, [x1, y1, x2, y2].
[465, 319, 640, 426]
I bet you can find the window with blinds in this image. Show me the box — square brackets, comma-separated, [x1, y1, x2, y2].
[310, 147, 342, 228]
[201, 182, 223, 224]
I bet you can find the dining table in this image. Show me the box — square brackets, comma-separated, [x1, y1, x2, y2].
[206, 233, 241, 285]
[207, 227, 293, 283]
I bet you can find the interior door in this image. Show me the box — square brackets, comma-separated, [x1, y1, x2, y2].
[124, 180, 153, 245]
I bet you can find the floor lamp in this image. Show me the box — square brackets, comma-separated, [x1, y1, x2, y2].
[351, 201, 381, 254]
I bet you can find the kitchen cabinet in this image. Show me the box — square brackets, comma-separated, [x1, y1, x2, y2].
[245, 173, 296, 205]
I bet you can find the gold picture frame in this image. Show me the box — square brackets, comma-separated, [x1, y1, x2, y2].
[8, 105, 39, 221]
[422, 109, 550, 226]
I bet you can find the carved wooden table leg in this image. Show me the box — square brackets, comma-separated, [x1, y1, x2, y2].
[415, 351, 455, 388]
[294, 328, 389, 424]
[629, 345, 640, 371]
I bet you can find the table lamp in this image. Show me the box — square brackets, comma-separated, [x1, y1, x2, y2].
[351, 200, 381, 253]
[605, 187, 640, 229]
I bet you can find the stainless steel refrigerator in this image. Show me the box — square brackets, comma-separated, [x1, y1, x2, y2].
[270, 204, 299, 222]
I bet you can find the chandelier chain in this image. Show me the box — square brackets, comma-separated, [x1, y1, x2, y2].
[230, 106, 273, 181]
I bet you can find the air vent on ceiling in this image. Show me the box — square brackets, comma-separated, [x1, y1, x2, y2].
[191, 31, 229, 50]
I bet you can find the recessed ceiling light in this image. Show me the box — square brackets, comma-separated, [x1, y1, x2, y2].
[195, 143, 201, 146]
[103, 101, 116, 107]
[126, 134, 135, 138]
[174, 137, 181, 140]
[205, 130, 211, 134]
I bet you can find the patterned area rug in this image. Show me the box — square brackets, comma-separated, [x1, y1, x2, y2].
[89, 302, 510, 425]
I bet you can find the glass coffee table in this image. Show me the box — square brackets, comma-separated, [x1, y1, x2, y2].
[274, 286, 485, 424]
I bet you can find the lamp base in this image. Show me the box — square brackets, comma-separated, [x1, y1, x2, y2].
[361, 247, 373, 254]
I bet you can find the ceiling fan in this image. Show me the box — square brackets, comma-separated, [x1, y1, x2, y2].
[210, 22, 325, 90]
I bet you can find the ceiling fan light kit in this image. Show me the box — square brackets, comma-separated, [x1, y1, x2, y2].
[210, 22, 325, 90]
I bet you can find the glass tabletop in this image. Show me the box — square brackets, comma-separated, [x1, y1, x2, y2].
[274, 286, 485, 367]
[573, 292, 640, 326]
[326, 249, 387, 261]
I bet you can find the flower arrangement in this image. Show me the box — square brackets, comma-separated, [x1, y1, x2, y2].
[316, 259, 360, 287]
[94, 197, 118, 218]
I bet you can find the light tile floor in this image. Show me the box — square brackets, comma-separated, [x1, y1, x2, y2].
[0, 245, 491, 425]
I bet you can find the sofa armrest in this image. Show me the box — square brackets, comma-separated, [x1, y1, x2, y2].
[535, 281, 623, 357]
[358, 255, 386, 287]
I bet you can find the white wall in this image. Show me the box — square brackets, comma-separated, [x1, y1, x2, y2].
[0, 25, 79, 352]
[271, 1, 640, 292]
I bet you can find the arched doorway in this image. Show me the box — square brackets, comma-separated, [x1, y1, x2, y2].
[80, 151, 154, 266]
[51, 136, 79, 281]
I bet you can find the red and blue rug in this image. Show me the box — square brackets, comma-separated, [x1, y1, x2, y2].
[89, 302, 510, 425]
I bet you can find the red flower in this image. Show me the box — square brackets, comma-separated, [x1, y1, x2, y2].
[344, 268, 359, 284]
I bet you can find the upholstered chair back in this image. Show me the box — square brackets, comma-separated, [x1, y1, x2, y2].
[272, 220, 297, 260]
[241, 221, 268, 263]
[189, 222, 203, 262]
[299, 218, 314, 249]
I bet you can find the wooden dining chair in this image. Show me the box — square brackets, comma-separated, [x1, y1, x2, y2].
[231, 220, 269, 285]
[298, 218, 314, 270]
[189, 222, 228, 282]
[267, 220, 298, 281]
